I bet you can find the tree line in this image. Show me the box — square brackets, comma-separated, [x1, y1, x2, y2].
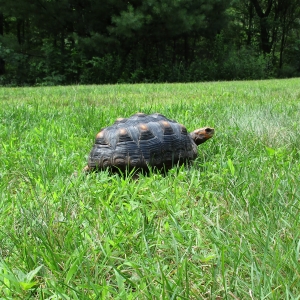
[0, 0, 299, 86]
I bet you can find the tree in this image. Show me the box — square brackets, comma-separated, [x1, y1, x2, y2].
[275, 0, 300, 70]
[107, 0, 230, 66]
[250, 0, 275, 54]
[0, 0, 300, 84]
[227, 0, 300, 75]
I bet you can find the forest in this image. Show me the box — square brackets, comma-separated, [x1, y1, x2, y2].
[0, 0, 299, 86]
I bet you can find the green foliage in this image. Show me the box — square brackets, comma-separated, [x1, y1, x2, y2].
[219, 47, 273, 80]
[0, 43, 28, 86]
[0, 262, 43, 298]
[0, 0, 299, 85]
[278, 38, 300, 78]
[80, 54, 122, 84]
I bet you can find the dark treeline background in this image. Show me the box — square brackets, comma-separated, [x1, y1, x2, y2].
[0, 0, 299, 86]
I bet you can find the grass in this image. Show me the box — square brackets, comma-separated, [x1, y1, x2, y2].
[0, 79, 299, 299]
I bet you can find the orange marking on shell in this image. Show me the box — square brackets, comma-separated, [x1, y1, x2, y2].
[116, 117, 125, 122]
[161, 121, 170, 127]
[96, 131, 105, 138]
[139, 124, 148, 130]
[119, 128, 128, 135]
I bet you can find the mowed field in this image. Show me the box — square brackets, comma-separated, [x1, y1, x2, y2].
[0, 79, 299, 299]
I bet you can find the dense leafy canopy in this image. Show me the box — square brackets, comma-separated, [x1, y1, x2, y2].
[0, 0, 299, 85]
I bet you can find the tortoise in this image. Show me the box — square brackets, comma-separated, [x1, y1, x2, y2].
[84, 113, 214, 173]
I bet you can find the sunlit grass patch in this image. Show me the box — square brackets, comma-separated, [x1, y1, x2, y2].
[0, 79, 299, 299]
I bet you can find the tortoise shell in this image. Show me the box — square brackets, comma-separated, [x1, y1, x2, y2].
[85, 113, 214, 172]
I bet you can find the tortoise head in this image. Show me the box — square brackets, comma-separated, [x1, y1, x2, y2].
[190, 127, 214, 145]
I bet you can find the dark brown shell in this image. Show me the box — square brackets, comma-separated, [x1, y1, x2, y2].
[86, 113, 198, 172]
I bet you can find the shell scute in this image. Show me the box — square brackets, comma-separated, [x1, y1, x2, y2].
[139, 124, 155, 141]
[159, 121, 175, 136]
[117, 128, 133, 143]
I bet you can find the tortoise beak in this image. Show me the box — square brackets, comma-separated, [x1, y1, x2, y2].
[203, 127, 214, 138]
[192, 127, 214, 145]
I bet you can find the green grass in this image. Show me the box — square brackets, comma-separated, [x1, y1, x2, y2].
[0, 79, 299, 299]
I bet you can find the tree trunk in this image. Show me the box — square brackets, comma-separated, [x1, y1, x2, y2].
[17, 19, 24, 45]
[250, 0, 274, 53]
[277, 0, 293, 69]
[184, 34, 189, 67]
[172, 38, 176, 65]
[279, 23, 285, 69]
[247, 1, 254, 45]
[0, 12, 5, 75]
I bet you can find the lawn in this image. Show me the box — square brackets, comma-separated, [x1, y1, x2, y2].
[0, 79, 299, 299]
